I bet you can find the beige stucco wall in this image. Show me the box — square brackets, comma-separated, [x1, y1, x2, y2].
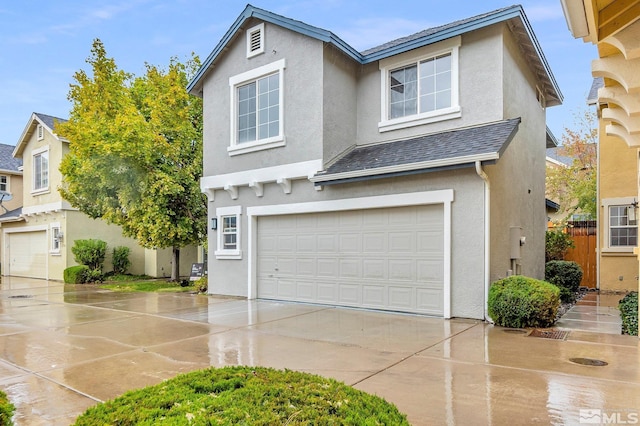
[598, 120, 639, 291]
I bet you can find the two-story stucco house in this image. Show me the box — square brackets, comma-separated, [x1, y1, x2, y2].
[188, 5, 562, 320]
[0, 112, 199, 281]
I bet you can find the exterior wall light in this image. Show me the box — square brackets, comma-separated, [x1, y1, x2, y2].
[211, 218, 218, 230]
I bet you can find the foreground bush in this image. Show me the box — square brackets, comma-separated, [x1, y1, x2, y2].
[488, 276, 560, 328]
[71, 239, 107, 270]
[63, 265, 90, 284]
[619, 292, 638, 336]
[545, 260, 583, 303]
[194, 276, 207, 293]
[74, 366, 409, 425]
[545, 229, 574, 261]
[0, 389, 14, 426]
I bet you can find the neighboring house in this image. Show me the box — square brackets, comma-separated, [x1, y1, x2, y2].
[188, 5, 562, 320]
[0, 143, 23, 214]
[0, 112, 199, 281]
[562, 1, 640, 293]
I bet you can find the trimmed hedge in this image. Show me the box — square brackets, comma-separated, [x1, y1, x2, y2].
[488, 275, 560, 328]
[619, 292, 638, 336]
[0, 389, 14, 426]
[74, 366, 409, 425]
[545, 260, 583, 303]
[63, 265, 90, 284]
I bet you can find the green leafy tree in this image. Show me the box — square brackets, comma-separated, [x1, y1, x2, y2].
[57, 39, 205, 280]
[546, 109, 597, 221]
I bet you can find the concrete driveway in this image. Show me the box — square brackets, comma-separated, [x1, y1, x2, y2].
[0, 277, 638, 425]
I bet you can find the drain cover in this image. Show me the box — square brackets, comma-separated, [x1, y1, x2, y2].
[529, 329, 570, 340]
[569, 357, 608, 366]
[8, 295, 33, 299]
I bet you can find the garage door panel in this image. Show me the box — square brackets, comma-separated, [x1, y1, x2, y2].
[8, 231, 47, 279]
[257, 204, 444, 315]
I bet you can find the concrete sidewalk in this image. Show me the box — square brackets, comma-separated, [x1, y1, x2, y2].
[0, 277, 638, 425]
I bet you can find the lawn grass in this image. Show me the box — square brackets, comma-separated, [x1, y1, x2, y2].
[100, 280, 197, 293]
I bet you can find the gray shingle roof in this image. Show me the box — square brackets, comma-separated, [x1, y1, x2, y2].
[0, 143, 22, 172]
[361, 6, 515, 56]
[313, 118, 520, 183]
[34, 112, 67, 130]
[0, 207, 22, 221]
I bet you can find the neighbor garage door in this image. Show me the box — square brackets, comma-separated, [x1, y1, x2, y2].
[8, 231, 47, 279]
[257, 204, 444, 315]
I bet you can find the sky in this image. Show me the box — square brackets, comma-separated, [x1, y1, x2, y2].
[0, 0, 597, 147]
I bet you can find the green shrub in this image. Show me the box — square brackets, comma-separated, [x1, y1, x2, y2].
[545, 260, 583, 302]
[111, 246, 131, 275]
[194, 276, 207, 293]
[84, 268, 104, 284]
[63, 265, 90, 284]
[619, 292, 638, 336]
[488, 275, 560, 328]
[71, 239, 107, 271]
[0, 389, 14, 426]
[545, 230, 574, 261]
[74, 366, 409, 425]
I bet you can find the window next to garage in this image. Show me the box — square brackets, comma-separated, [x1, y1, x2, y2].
[32, 146, 49, 194]
[215, 206, 242, 259]
[378, 36, 461, 132]
[228, 59, 285, 156]
[50, 223, 62, 254]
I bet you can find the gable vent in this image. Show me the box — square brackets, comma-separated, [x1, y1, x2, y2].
[247, 23, 265, 58]
[37, 124, 44, 140]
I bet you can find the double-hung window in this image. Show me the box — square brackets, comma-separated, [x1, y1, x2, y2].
[379, 36, 461, 132]
[602, 197, 638, 252]
[32, 147, 49, 193]
[0, 176, 7, 193]
[229, 59, 285, 156]
[51, 223, 62, 254]
[214, 206, 242, 259]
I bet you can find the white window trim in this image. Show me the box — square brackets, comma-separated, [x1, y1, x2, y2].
[50, 222, 61, 254]
[0, 175, 8, 193]
[31, 145, 50, 195]
[228, 59, 286, 156]
[246, 23, 265, 58]
[378, 36, 461, 133]
[602, 197, 638, 253]
[214, 205, 242, 259]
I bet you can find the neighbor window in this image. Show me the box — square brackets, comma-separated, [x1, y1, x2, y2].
[0, 176, 7, 192]
[228, 59, 285, 155]
[602, 197, 638, 252]
[609, 205, 637, 247]
[33, 147, 49, 192]
[51, 224, 61, 253]
[215, 206, 242, 259]
[379, 36, 460, 132]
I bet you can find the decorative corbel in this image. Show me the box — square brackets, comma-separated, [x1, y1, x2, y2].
[224, 184, 239, 200]
[249, 180, 264, 197]
[276, 177, 291, 194]
[203, 188, 215, 202]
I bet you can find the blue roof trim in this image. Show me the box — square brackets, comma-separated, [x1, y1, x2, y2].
[188, 4, 562, 104]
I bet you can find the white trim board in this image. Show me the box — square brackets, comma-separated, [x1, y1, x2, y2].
[246, 189, 454, 318]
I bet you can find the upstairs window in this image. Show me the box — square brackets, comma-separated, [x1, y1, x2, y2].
[0, 176, 7, 192]
[379, 36, 461, 132]
[229, 59, 286, 156]
[33, 147, 49, 192]
[246, 23, 265, 58]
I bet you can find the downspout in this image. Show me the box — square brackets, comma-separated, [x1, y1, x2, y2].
[475, 161, 492, 322]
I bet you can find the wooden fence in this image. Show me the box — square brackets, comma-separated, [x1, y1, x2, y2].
[562, 221, 597, 288]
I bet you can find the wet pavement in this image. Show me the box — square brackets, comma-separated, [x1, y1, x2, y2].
[0, 277, 638, 425]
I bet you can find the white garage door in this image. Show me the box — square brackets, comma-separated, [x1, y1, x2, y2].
[257, 204, 444, 315]
[7, 232, 47, 279]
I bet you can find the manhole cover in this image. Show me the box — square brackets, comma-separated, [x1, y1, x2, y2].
[529, 329, 570, 340]
[503, 329, 528, 334]
[8, 295, 33, 299]
[569, 357, 608, 366]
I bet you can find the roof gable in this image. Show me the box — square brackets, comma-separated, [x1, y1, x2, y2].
[188, 4, 562, 106]
[12, 112, 68, 158]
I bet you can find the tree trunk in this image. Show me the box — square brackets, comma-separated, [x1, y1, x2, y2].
[171, 247, 180, 281]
